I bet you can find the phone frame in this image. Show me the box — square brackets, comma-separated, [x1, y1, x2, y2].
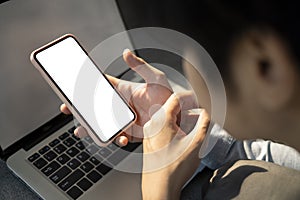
[30, 34, 136, 146]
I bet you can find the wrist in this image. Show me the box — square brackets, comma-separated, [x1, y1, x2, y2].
[142, 172, 180, 200]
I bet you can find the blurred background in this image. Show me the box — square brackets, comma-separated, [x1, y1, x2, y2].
[118, 0, 300, 150]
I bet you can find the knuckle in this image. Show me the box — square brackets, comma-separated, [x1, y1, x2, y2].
[137, 57, 146, 64]
[156, 71, 166, 80]
[200, 109, 211, 128]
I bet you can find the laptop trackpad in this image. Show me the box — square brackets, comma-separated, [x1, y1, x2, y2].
[82, 169, 142, 199]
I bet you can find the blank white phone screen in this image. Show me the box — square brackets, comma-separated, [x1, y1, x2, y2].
[35, 36, 135, 142]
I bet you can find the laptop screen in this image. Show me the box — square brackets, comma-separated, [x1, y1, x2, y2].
[0, 0, 132, 150]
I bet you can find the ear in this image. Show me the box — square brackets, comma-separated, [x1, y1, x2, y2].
[230, 29, 299, 111]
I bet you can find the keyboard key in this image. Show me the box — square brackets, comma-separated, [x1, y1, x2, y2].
[80, 161, 94, 173]
[28, 153, 40, 162]
[57, 154, 70, 165]
[33, 157, 47, 169]
[66, 147, 80, 157]
[63, 137, 76, 147]
[96, 164, 112, 175]
[121, 142, 141, 152]
[38, 146, 50, 155]
[84, 136, 94, 144]
[67, 186, 83, 200]
[89, 156, 101, 166]
[98, 148, 112, 157]
[75, 141, 88, 150]
[77, 152, 90, 162]
[59, 132, 69, 141]
[107, 143, 118, 151]
[41, 161, 60, 176]
[72, 134, 81, 141]
[86, 145, 99, 155]
[54, 144, 67, 154]
[44, 150, 57, 161]
[58, 169, 84, 191]
[49, 139, 60, 147]
[87, 170, 102, 183]
[77, 178, 92, 191]
[68, 126, 76, 133]
[67, 158, 81, 170]
[50, 166, 71, 184]
[107, 149, 129, 166]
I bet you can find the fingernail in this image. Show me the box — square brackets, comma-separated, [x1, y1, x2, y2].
[115, 138, 122, 146]
[123, 48, 131, 55]
[115, 136, 127, 147]
[74, 128, 80, 137]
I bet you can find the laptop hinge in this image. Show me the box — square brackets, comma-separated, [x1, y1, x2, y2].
[2, 114, 73, 161]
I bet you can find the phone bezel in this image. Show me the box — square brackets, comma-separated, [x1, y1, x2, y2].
[30, 34, 136, 146]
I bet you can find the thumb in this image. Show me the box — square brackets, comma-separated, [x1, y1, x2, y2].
[144, 94, 180, 138]
[123, 49, 145, 69]
[161, 94, 181, 122]
[186, 109, 210, 149]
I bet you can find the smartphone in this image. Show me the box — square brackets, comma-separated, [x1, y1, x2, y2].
[30, 34, 136, 146]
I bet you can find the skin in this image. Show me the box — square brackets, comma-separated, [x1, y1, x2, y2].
[61, 49, 173, 146]
[142, 94, 209, 200]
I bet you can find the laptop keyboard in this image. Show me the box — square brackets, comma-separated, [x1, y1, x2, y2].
[27, 126, 140, 199]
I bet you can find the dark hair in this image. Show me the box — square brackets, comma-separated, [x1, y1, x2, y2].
[160, 0, 300, 78]
[118, 0, 300, 78]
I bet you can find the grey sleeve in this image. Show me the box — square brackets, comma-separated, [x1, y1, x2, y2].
[200, 123, 300, 170]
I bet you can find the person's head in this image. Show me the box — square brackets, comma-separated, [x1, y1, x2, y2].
[120, 0, 300, 149]
[168, 0, 300, 149]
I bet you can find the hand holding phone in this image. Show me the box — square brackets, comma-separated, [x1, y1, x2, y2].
[61, 51, 176, 147]
[31, 34, 136, 146]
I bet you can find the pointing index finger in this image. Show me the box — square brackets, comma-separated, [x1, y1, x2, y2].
[123, 49, 172, 90]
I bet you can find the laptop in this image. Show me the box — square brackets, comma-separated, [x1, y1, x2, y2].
[0, 0, 191, 199]
[0, 0, 144, 199]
